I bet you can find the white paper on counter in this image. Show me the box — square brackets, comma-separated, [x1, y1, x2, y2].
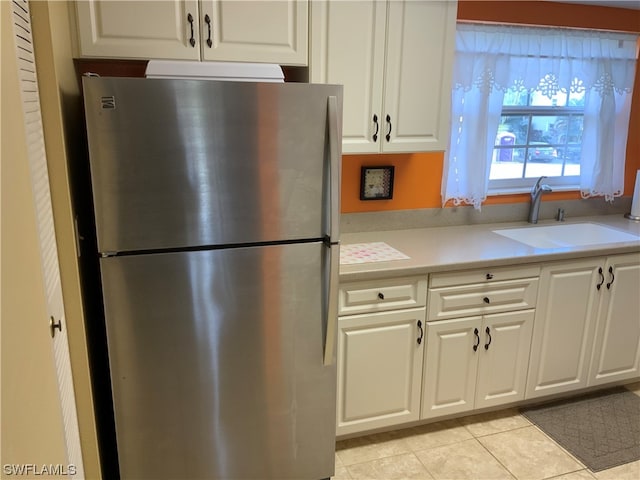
[340, 242, 410, 265]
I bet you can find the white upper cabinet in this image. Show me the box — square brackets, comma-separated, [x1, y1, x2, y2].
[74, 0, 308, 65]
[383, 1, 455, 153]
[310, 1, 385, 153]
[310, 0, 456, 153]
[200, 1, 307, 64]
[75, 0, 201, 60]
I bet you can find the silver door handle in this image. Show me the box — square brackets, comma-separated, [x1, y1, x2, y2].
[323, 243, 339, 366]
[326, 96, 340, 241]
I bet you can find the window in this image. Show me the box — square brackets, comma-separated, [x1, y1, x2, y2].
[490, 87, 584, 191]
[442, 23, 638, 210]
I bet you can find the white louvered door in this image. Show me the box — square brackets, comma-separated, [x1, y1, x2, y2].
[10, 0, 84, 476]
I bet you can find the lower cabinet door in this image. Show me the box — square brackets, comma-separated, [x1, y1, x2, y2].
[475, 310, 534, 409]
[337, 308, 425, 436]
[421, 316, 481, 419]
[589, 254, 640, 386]
[526, 259, 601, 399]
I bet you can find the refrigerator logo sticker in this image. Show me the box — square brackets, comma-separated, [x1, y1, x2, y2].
[101, 96, 116, 109]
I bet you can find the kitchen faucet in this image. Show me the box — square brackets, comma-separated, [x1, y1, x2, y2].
[529, 176, 552, 224]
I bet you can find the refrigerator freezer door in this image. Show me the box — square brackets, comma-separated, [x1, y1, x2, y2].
[83, 77, 342, 253]
[100, 242, 336, 479]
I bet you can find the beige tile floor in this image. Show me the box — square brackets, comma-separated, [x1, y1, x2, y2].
[333, 382, 640, 480]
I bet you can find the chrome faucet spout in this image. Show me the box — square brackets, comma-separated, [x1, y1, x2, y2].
[529, 176, 552, 224]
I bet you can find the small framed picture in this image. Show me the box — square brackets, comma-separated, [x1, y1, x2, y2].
[360, 166, 395, 200]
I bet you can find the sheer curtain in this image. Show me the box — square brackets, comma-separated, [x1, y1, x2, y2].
[442, 23, 638, 209]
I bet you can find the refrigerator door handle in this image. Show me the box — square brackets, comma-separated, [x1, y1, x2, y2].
[327, 96, 340, 241]
[323, 242, 339, 366]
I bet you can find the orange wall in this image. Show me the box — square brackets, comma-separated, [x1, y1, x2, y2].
[342, 1, 640, 213]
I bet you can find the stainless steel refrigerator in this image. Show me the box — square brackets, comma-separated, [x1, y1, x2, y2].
[82, 76, 342, 480]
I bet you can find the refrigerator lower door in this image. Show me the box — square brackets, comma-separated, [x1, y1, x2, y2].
[100, 242, 336, 480]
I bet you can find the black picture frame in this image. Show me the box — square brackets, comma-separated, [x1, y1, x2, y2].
[360, 166, 395, 200]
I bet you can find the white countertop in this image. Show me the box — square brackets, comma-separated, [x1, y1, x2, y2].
[339, 214, 640, 281]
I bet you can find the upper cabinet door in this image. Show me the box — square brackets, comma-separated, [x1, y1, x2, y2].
[200, 0, 308, 65]
[383, 0, 456, 153]
[310, 0, 457, 154]
[310, 0, 386, 154]
[75, 0, 201, 60]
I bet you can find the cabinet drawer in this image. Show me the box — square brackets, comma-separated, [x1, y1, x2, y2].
[430, 265, 540, 288]
[428, 277, 539, 321]
[339, 276, 427, 315]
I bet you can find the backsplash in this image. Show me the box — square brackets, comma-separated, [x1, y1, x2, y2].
[340, 197, 633, 233]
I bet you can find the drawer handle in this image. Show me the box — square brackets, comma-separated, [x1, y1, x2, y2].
[484, 326, 492, 350]
[597, 267, 605, 290]
[417, 320, 423, 345]
[607, 266, 615, 290]
[377, 292, 385, 300]
[486, 273, 494, 280]
[483, 296, 490, 304]
[473, 328, 480, 352]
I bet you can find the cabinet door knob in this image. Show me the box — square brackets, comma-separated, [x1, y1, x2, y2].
[484, 326, 492, 350]
[483, 296, 490, 304]
[377, 292, 384, 300]
[372, 114, 379, 142]
[187, 13, 196, 47]
[473, 328, 480, 352]
[417, 320, 424, 345]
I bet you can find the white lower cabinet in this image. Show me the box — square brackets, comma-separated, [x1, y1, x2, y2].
[422, 310, 534, 419]
[422, 266, 539, 418]
[526, 253, 640, 399]
[589, 253, 640, 386]
[421, 316, 479, 418]
[475, 310, 535, 408]
[525, 258, 601, 399]
[336, 252, 639, 437]
[337, 308, 425, 436]
[336, 275, 427, 435]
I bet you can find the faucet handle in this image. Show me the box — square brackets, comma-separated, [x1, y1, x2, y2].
[533, 176, 547, 191]
[532, 176, 552, 194]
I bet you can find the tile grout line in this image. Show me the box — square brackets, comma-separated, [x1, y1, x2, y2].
[334, 402, 639, 480]
[527, 422, 590, 472]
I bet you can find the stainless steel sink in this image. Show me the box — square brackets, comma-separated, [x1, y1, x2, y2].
[492, 222, 640, 249]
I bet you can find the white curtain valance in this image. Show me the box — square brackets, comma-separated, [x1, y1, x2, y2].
[454, 23, 638, 97]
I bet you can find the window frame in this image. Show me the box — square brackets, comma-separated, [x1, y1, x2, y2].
[488, 103, 584, 194]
